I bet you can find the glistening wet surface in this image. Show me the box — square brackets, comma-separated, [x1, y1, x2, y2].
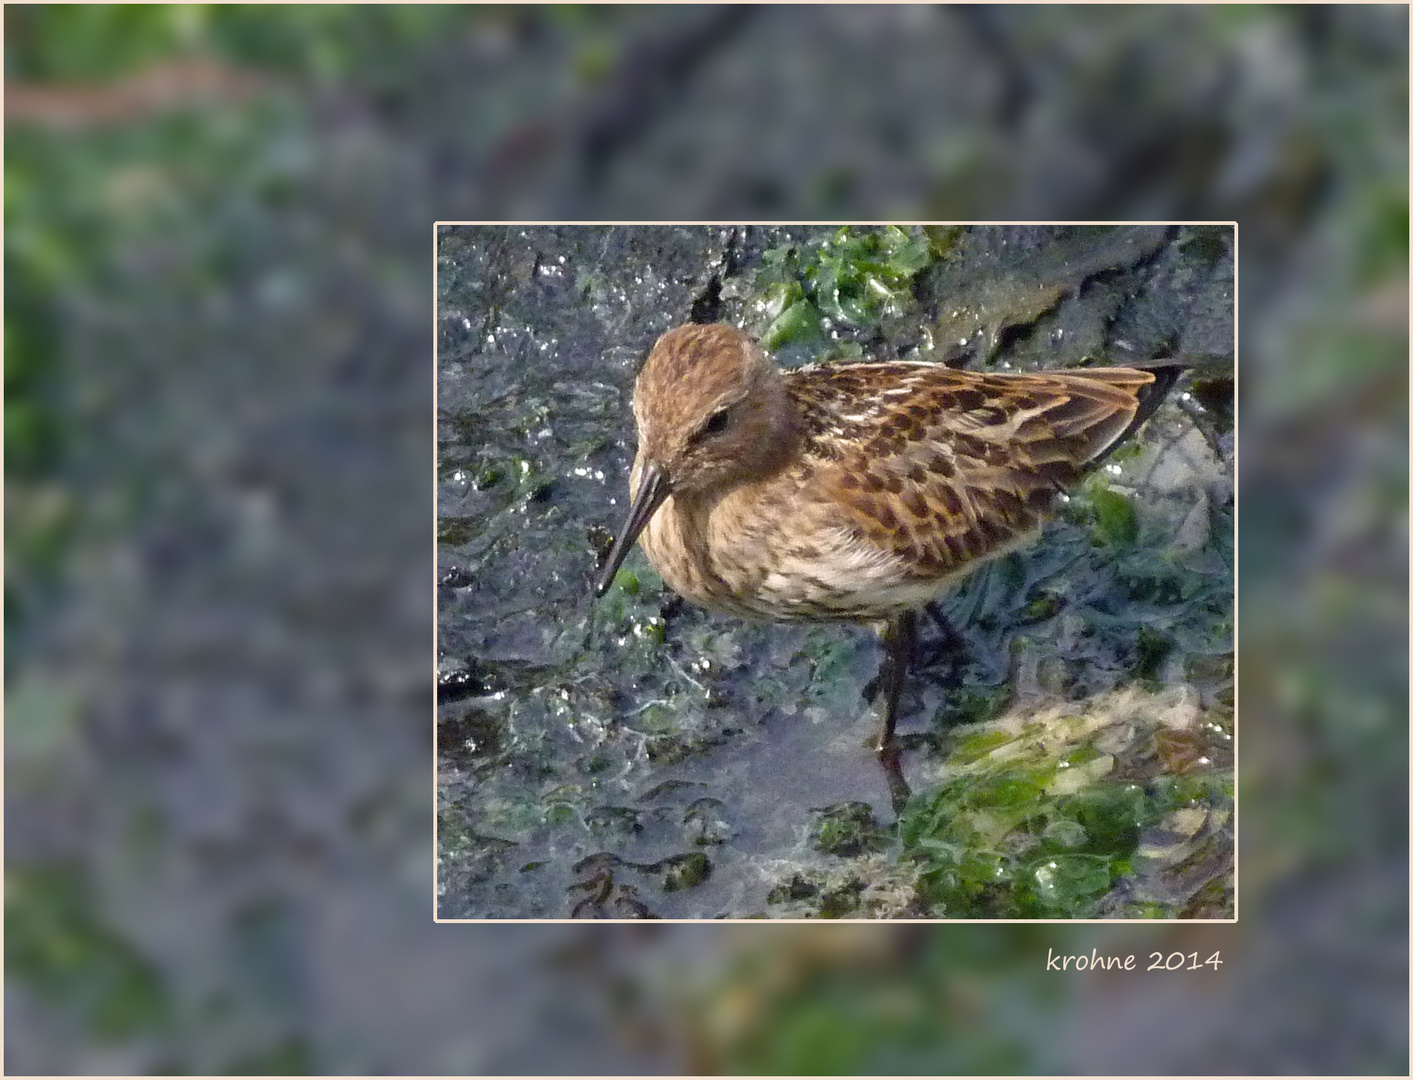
[437, 224, 1234, 919]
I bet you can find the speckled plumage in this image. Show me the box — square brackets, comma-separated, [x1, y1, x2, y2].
[596, 322, 1181, 626]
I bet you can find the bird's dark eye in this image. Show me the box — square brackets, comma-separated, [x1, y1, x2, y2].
[702, 408, 731, 437]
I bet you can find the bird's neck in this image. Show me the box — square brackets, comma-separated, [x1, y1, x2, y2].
[730, 372, 802, 485]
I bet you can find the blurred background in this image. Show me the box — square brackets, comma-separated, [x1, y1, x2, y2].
[6, 4, 1407, 1074]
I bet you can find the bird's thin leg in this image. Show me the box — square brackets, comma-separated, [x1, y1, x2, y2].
[878, 610, 917, 749]
[877, 610, 917, 812]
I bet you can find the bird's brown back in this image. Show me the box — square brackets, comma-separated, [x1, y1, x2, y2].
[785, 362, 1176, 580]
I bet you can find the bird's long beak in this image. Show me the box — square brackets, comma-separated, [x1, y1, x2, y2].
[594, 463, 671, 597]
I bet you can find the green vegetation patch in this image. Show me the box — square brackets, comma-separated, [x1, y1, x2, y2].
[899, 688, 1233, 918]
[6, 863, 172, 1040]
[756, 225, 935, 348]
[809, 801, 891, 857]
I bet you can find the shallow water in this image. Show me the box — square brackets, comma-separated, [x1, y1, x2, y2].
[436, 224, 1234, 919]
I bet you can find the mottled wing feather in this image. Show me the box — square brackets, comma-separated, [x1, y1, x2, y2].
[786, 362, 1164, 579]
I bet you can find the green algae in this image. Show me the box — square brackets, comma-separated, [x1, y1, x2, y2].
[757, 225, 935, 347]
[810, 801, 890, 857]
[659, 851, 712, 892]
[1089, 487, 1140, 547]
[898, 687, 1234, 918]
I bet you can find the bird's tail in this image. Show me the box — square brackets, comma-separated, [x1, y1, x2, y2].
[1084, 358, 1188, 467]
